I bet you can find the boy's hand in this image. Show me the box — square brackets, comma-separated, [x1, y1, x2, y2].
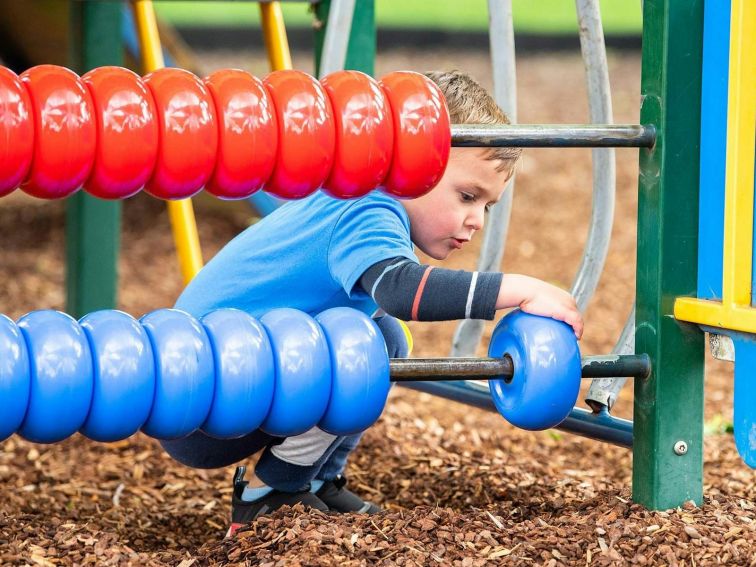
[497, 274, 584, 339]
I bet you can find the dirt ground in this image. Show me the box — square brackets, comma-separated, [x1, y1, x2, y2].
[0, 48, 754, 565]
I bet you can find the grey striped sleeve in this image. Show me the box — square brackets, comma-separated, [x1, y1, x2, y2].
[358, 257, 503, 321]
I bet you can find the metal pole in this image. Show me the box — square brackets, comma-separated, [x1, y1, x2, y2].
[451, 0, 518, 359]
[451, 124, 656, 148]
[389, 353, 651, 382]
[401, 380, 634, 447]
[571, 0, 616, 313]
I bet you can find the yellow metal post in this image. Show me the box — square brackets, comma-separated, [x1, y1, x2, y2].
[720, 0, 755, 310]
[259, 2, 293, 71]
[132, 0, 204, 284]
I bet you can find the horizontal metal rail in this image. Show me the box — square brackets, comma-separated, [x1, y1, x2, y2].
[451, 124, 656, 148]
[389, 353, 651, 382]
[401, 379, 634, 448]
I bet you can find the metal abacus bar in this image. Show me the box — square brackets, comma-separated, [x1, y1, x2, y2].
[0, 306, 649, 446]
[390, 353, 651, 382]
[0, 64, 655, 203]
[451, 124, 656, 148]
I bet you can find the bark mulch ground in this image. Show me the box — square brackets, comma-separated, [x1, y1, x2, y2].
[0, 51, 754, 565]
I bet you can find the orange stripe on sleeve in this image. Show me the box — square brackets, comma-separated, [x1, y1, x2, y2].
[411, 266, 434, 321]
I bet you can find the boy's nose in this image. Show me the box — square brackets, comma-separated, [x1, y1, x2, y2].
[466, 210, 484, 231]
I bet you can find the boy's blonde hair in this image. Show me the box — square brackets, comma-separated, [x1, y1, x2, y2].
[425, 70, 521, 173]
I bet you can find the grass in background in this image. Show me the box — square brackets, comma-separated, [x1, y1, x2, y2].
[155, 0, 642, 34]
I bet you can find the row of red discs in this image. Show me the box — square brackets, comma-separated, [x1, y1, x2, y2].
[0, 64, 451, 201]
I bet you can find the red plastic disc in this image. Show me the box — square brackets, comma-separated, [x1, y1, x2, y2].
[20, 65, 96, 199]
[0, 66, 34, 197]
[204, 69, 277, 199]
[82, 66, 158, 199]
[263, 70, 335, 199]
[320, 70, 393, 199]
[143, 68, 218, 200]
[379, 71, 451, 198]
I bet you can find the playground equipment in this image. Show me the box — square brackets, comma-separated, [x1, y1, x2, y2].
[1, 305, 653, 441]
[0, 64, 654, 201]
[0, 0, 753, 514]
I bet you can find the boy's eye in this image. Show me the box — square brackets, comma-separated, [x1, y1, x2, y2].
[461, 192, 475, 202]
[484, 203, 492, 213]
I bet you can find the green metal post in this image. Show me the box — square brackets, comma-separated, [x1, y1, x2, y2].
[314, 0, 375, 76]
[633, 0, 705, 509]
[66, 1, 123, 317]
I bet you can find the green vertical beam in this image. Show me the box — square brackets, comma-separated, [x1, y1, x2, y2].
[314, 0, 375, 76]
[633, 0, 705, 510]
[66, 1, 123, 317]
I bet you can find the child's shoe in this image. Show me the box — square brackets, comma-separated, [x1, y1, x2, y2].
[226, 466, 329, 537]
[314, 475, 382, 514]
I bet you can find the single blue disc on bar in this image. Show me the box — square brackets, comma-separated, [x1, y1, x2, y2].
[79, 310, 155, 442]
[0, 314, 30, 441]
[201, 309, 275, 439]
[316, 307, 390, 435]
[488, 309, 581, 431]
[260, 308, 331, 437]
[16, 310, 93, 443]
[140, 309, 215, 440]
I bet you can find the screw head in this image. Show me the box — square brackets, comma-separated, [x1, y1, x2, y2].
[674, 440, 688, 455]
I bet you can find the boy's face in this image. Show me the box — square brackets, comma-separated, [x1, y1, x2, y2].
[401, 148, 512, 260]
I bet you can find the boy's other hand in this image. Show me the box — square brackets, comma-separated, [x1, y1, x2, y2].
[497, 275, 584, 339]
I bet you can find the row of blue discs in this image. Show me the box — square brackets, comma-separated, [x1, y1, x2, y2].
[0, 306, 391, 443]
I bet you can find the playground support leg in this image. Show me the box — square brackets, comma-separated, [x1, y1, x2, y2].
[634, 0, 705, 510]
[66, 2, 122, 317]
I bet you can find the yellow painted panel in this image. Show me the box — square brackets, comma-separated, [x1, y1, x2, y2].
[720, 0, 756, 307]
[675, 298, 756, 334]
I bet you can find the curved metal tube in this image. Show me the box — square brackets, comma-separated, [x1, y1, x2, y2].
[586, 305, 636, 411]
[576, 0, 640, 414]
[451, 0, 517, 357]
[575, 0, 640, 415]
[570, 0, 616, 312]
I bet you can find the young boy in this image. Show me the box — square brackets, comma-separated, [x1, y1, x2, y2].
[160, 71, 583, 532]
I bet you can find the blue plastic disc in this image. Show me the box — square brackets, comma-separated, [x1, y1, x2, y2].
[0, 314, 30, 441]
[315, 308, 390, 435]
[78, 310, 155, 442]
[488, 309, 581, 430]
[140, 309, 215, 440]
[260, 308, 331, 437]
[16, 310, 93, 443]
[201, 309, 275, 439]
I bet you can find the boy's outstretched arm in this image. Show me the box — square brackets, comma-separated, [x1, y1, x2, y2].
[358, 258, 583, 339]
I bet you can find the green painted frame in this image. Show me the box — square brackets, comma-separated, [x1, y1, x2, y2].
[66, 2, 122, 317]
[634, 0, 706, 509]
